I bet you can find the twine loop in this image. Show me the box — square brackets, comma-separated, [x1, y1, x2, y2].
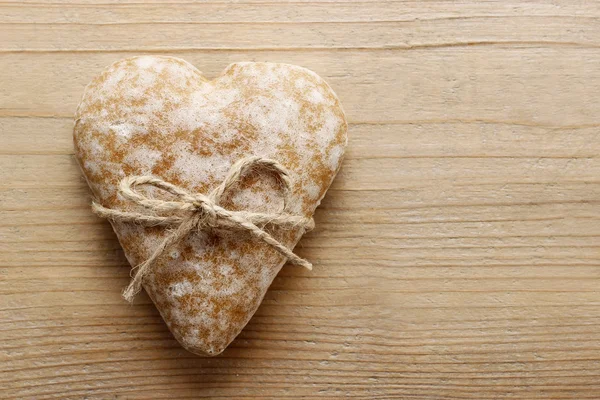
[93, 156, 314, 302]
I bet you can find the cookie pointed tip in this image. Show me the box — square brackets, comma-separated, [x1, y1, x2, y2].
[182, 342, 227, 357]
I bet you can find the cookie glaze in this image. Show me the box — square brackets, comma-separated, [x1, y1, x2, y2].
[74, 56, 347, 355]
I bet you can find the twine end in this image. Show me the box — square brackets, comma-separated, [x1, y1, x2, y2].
[122, 284, 139, 303]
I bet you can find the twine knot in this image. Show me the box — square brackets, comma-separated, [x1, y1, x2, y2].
[93, 156, 314, 302]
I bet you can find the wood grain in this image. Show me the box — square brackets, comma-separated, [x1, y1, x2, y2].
[1, 1, 600, 398]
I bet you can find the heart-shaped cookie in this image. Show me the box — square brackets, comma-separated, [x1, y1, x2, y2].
[74, 56, 347, 356]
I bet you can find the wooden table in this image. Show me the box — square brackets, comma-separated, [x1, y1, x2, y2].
[2, 1, 600, 398]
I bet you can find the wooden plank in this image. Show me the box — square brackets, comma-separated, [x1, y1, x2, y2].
[2, 1, 599, 24]
[3, 154, 600, 188]
[2, 47, 600, 124]
[5, 118, 600, 157]
[2, 18, 600, 52]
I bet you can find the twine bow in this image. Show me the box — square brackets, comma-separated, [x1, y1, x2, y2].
[93, 156, 315, 302]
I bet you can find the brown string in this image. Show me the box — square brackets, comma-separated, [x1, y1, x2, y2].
[93, 156, 315, 302]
